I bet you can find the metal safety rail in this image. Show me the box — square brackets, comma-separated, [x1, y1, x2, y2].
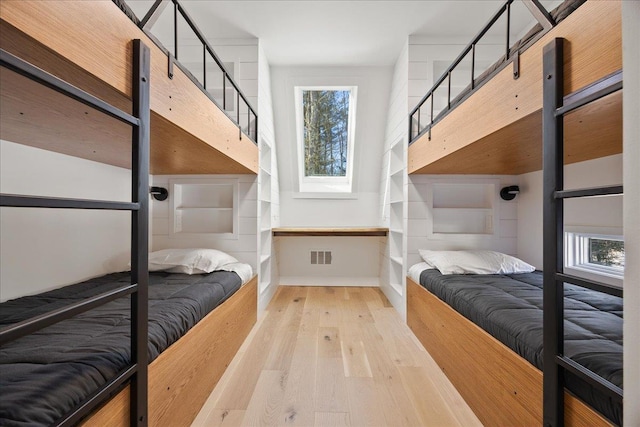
[139, 0, 258, 143]
[542, 37, 623, 427]
[408, 0, 555, 144]
[0, 40, 151, 427]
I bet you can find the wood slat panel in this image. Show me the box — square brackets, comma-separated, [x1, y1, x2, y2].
[408, 0, 622, 175]
[0, 1, 258, 174]
[83, 277, 257, 427]
[406, 277, 613, 427]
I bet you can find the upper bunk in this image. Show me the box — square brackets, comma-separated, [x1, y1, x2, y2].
[407, 0, 622, 175]
[0, 0, 258, 175]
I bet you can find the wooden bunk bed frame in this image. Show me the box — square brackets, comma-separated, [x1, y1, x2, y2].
[0, 0, 259, 175]
[407, 276, 612, 427]
[406, 1, 624, 426]
[84, 276, 257, 427]
[1, 2, 261, 425]
[408, 0, 622, 175]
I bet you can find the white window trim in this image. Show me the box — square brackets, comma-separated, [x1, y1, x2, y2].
[294, 86, 357, 194]
[564, 231, 624, 288]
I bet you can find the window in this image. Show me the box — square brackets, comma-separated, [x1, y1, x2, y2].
[565, 232, 624, 286]
[295, 86, 357, 194]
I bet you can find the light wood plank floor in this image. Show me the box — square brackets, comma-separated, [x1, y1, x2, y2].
[192, 287, 482, 427]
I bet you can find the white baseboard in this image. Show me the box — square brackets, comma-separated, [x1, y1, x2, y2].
[279, 276, 380, 287]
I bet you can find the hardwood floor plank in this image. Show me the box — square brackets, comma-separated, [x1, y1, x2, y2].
[314, 357, 349, 413]
[241, 370, 286, 426]
[340, 339, 373, 378]
[193, 286, 481, 427]
[198, 409, 245, 427]
[345, 377, 387, 427]
[317, 327, 341, 359]
[314, 412, 351, 427]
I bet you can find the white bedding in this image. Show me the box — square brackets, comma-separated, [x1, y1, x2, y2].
[408, 262, 432, 284]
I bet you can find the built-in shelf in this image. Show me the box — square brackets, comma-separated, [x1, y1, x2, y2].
[170, 178, 238, 237]
[260, 254, 271, 264]
[272, 227, 389, 237]
[390, 256, 403, 265]
[431, 182, 495, 236]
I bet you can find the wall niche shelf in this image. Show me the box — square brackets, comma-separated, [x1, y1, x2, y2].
[430, 182, 496, 236]
[169, 178, 238, 238]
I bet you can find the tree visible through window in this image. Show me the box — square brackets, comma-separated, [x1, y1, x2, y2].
[302, 90, 350, 177]
[589, 238, 625, 267]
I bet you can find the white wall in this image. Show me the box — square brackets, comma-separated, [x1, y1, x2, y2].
[517, 154, 623, 269]
[408, 35, 503, 113]
[0, 140, 132, 302]
[380, 42, 409, 315]
[150, 174, 257, 272]
[407, 175, 519, 266]
[622, 1, 640, 424]
[271, 65, 392, 286]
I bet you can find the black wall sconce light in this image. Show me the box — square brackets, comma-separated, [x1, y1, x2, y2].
[500, 185, 520, 201]
[150, 186, 168, 201]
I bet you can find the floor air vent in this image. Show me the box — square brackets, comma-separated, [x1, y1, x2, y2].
[310, 250, 332, 265]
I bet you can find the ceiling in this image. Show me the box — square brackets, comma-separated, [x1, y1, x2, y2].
[126, 0, 560, 66]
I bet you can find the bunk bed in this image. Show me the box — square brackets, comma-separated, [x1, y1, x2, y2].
[406, 0, 623, 426]
[0, 0, 259, 175]
[0, 1, 260, 426]
[407, 0, 622, 175]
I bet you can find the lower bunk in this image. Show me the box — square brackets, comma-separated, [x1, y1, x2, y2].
[0, 269, 257, 427]
[407, 266, 621, 426]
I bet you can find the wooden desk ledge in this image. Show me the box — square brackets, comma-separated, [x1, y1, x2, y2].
[272, 227, 389, 237]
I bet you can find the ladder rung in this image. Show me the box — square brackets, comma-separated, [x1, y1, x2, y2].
[556, 70, 622, 116]
[1, 194, 140, 211]
[0, 284, 137, 344]
[556, 355, 623, 401]
[555, 185, 622, 199]
[55, 364, 137, 427]
[556, 273, 622, 297]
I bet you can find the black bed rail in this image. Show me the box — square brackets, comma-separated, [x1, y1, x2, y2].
[0, 41, 150, 426]
[542, 38, 623, 427]
[138, 0, 258, 144]
[408, 0, 555, 145]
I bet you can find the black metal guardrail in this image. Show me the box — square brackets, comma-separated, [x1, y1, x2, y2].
[140, 0, 258, 144]
[408, 0, 555, 145]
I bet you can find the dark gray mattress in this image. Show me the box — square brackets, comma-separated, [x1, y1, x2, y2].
[0, 270, 242, 427]
[419, 269, 622, 425]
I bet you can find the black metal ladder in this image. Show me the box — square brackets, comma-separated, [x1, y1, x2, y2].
[542, 37, 623, 427]
[0, 39, 151, 427]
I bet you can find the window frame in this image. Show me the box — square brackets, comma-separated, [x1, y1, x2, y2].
[564, 231, 624, 287]
[294, 85, 358, 194]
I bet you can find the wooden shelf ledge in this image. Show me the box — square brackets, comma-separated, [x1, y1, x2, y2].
[272, 227, 389, 237]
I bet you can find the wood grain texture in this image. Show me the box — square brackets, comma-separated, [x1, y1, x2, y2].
[408, 0, 622, 175]
[0, 1, 258, 174]
[406, 277, 613, 427]
[194, 286, 481, 427]
[272, 227, 389, 237]
[83, 276, 257, 427]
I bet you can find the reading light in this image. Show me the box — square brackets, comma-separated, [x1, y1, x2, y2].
[500, 185, 520, 201]
[150, 186, 168, 201]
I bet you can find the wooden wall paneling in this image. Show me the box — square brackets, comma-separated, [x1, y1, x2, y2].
[0, 1, 258, 174]
[83, 277, 257, 427]
[406, 277, 613, 427]
[408, 0, 622, 175]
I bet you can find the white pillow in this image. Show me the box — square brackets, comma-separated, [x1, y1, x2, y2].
[148, 248, 238, 275]
[408, 262, 433, 283]
[418, 249, 535, 275]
